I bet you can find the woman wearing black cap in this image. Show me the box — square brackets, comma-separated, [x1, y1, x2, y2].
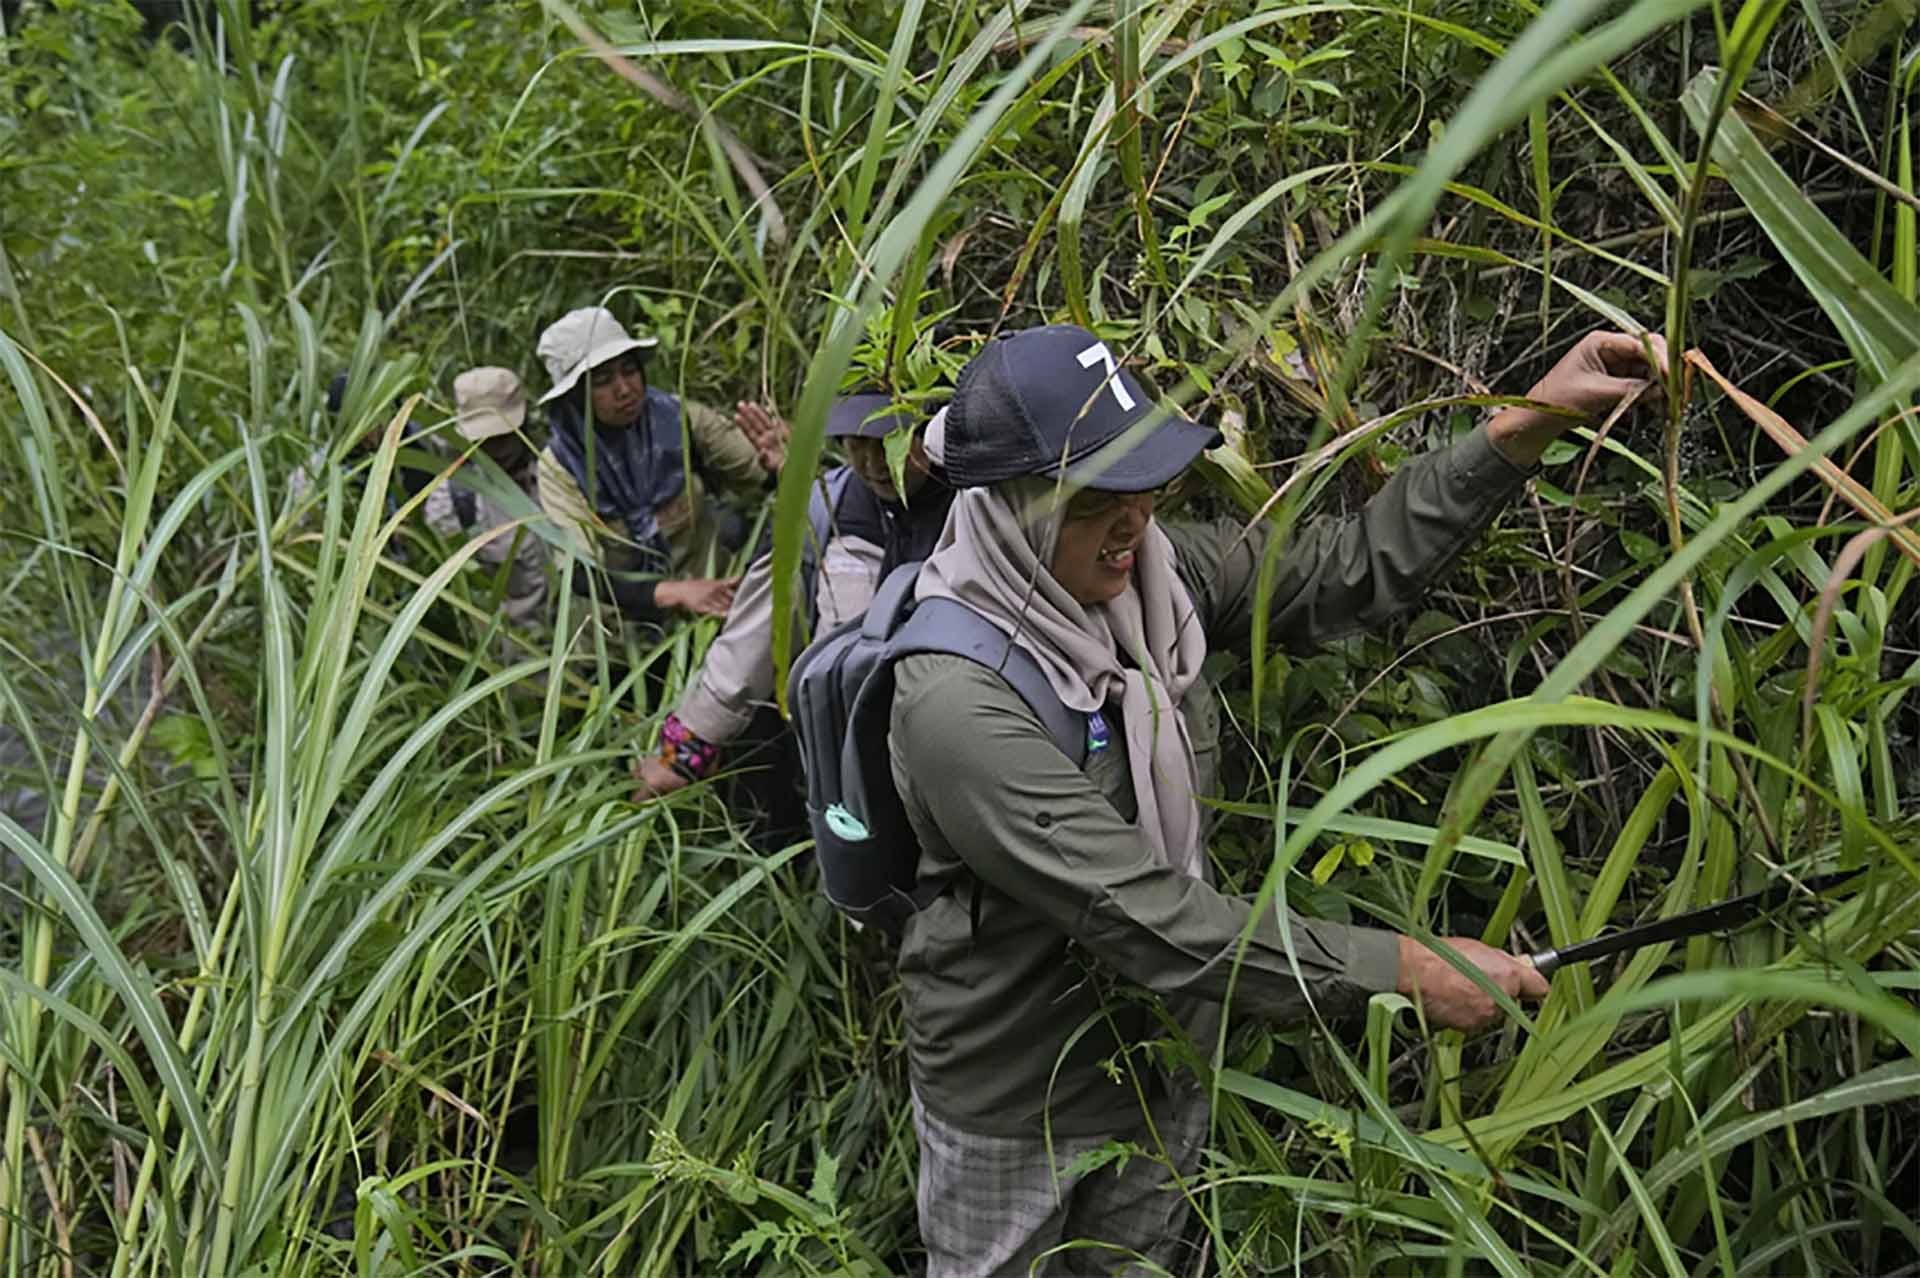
[889, 323, 1664, 1276]
[634, 392, 955, 809]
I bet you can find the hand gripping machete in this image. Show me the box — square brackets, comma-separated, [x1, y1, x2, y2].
[1528, 867, 1865, 979]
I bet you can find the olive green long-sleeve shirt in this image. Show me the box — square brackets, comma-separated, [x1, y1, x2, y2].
[888, 425, 1530, 1136]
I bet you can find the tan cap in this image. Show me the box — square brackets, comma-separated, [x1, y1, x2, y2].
[452, 366, 528, 441]
[535, 306, 659, 405]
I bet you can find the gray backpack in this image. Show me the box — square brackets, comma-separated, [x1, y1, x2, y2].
[787, 562, 1088, 936]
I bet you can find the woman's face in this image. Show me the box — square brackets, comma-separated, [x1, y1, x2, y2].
[1048, 487, 1157, 605]
[478, 430, 533, 472]
[586, 354, 647, 428]
[846, 433, 930, 503]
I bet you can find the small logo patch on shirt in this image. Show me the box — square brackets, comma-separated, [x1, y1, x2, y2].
[1086, 710, 1111, 754]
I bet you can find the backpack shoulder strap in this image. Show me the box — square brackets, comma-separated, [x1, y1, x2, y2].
[799, 467, 856, 626]
[860, 561, 924, 640]
[807, 467, 853, 547]
[892, 597, 1088, 768]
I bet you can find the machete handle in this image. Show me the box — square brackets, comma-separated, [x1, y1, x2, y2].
[1527, 949, 1562, 979]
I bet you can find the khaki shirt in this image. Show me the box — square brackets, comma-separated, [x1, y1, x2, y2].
[888, 426, 1530, 1136]
[421, 464, 550, 630]
[289, 446, 549, 631]
[673, 534, 884, 742]
[535, 396, 770, 575]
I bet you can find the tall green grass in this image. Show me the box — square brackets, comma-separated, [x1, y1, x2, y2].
[1, 0, 1916, 1273]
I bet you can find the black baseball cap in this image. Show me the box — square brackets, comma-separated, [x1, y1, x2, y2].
[942, 324, 1221, 491]
[826, 391, 920, 439]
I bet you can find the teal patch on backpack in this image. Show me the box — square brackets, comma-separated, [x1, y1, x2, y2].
[824, 804, 870, 841]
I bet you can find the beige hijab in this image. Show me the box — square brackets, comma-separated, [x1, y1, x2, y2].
[915, 479, 1209, 878]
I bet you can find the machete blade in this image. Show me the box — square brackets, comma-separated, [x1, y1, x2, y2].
[1529, 866, 1865, 978]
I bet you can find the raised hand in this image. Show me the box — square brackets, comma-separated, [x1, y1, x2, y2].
[1489, 329, 1669, 466]
[1396, 935, 1550, 1032]
[1532, 330, 1669, 421]
[734, 401, 789, 474]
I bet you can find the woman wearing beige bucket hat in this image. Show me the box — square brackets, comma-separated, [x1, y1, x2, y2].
[532, 305, 788, 624]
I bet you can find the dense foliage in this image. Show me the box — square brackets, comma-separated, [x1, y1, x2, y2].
[2, 0, 1918, 1273]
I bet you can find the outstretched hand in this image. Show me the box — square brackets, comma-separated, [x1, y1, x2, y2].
[1397, 935, 1550, 1032]
[656, 576, 740, 618]
[632, 755, 689, 803]
[735, 401, 789, 474]
[1488, 329, 1670, 466]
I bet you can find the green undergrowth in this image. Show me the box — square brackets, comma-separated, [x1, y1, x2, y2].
[1, 0, 1918, 1273]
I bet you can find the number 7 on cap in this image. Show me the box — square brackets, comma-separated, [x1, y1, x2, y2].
[1076, 342, 1137, 412]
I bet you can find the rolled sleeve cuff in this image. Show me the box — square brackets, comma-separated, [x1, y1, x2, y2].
[1345, 926, 1403, 1000]
[1460, 423, 1541, 487]
[673, 679, 757, 744]
[610, 575, 659, 619]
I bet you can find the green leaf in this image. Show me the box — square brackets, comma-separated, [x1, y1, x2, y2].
[883, 424, 916, 501]
[1590, 1110, 1690, 1278]
[151, 714, 222, 781]
[0, 812, 217, 1177]
[1311, 844, 1347, 885]
[808, 1150, 841, 1211]
[1619, 528, 1664, 563]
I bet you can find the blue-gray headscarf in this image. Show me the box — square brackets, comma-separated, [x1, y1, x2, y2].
[547, 387, 686, 565]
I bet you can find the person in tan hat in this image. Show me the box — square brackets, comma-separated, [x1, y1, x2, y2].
[532, 305, 787, 625]
[421, 366, 550, 630]
[453, 365, 536, 471]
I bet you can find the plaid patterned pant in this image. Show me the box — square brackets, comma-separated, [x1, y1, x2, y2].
[911, 1086, 1210, 1278]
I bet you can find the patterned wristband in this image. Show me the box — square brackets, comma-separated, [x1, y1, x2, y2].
[658, 714, 721, 782]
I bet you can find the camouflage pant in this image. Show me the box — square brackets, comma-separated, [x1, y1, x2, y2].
[910, 1086, 1210, 1278]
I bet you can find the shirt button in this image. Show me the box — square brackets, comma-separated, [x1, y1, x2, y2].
[1036, 813, 1053, 828]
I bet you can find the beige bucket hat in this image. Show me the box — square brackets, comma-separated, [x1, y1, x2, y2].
[535, 306, 659, 405]
[452, 366, 528, 441]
